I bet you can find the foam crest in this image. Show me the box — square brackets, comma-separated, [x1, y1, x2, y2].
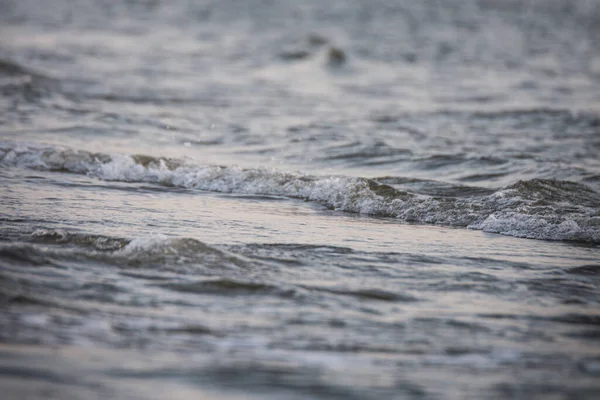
[3, 143, 600, 243]
[116, 235, 248, 268]
[469, 214, 600, 242]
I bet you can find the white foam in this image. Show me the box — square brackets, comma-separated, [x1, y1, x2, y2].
[120, 234, 171, 255]
[469, 213, 600, 242]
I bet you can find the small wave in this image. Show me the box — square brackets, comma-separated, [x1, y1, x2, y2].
[159, 278, 295, 298]
[303, 285, 419, 302]
[116, 235, 249, 269]
[374, 176, 496, 197]
[414, 154, 507, 170]
[0, 59, 36, 77]
[0, 59, 58, 99]
[565, 265, 600, 276]
[0, 59, 56, 82]
[2, 143, 600, 243]
[31, 229, 129, 251]
[480, 313, 600, 327]
[0, 244, 54, 266]
[1, 229, 248, 270]
[319, 140, 413, 165]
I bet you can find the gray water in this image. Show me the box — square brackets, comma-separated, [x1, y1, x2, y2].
[1, 0, 600, 398]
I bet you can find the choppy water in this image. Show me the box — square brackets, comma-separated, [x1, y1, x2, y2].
[1, 0, 600, 398]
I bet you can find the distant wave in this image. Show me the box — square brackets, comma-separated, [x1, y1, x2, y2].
[2, 142, 600, 242]
[0, 59, 58, 94]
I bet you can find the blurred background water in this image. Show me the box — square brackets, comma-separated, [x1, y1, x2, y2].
[1, 0, 600, 398]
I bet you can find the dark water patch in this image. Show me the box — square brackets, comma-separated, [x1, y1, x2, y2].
[118, 270, 180, 282]
[357, 157, 412, 167]
[0, 59, 40, 78]
[522, 277, 598, 292]
[112, 321, 220, 337]
[229, 244, 447, 278]
[279, 50, 311, 61]
[226, 243, 358, 268]
[443, 319, 493, 333]
[464, 109, 600, 135]
[548, 314, 600, 326]
[68, 92, 230, 107]
[0, 273, 23, 306]
[430, 281, 508, 294]
[565, 265, 600, 276]
[454, 271, 500, 282]
[239, 243, 355, 255]
[1, 292, 53, 307]
[583, 174, 600, 185]
[303, 285, 419, 303]
[325, 147, 413, 161]
[163, 325, 216, 335]
[343, 251, 446, 267]
[410, 317, 494, 336]
[396, 253, 446, 265]
[480, 313, 600, 327]
[434, 93, 503, 104]
[374, 176, 496, 197]
[441, 346, 490, 357]
[327, 47, 346, 66]
[0, 365, 76, 384]
[0, 244, 53, 266]
[458, 172, 511, 182]
[0, 267, 87, 309]
[0, 59, 59, 102]
[460, 256, 535, 270]
[158, 278, 295, 298]
[579, 359, 600, 376]
[0, 59, 57, 87]
[319, 140, 413, 167]
[492, 382, 600, 400]
[307, 33, 328, 47]
[369, 114, 402, 124]
[414, 154, 508, 170]
[519, 278, 599, 305]
[47, 179, 189, 195]
[506, 178, 600, 207]
[563, 329, 600, 341]
[77, 281, 128, 303]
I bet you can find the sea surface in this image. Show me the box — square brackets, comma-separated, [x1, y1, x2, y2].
[1, 0, 600, 399]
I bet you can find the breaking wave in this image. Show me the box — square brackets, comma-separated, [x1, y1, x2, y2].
[2, 142, 599, 242]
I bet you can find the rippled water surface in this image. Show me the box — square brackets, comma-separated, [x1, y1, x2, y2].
[1, 0, 600, 398]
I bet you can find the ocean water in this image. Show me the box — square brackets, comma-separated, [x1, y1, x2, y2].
[1, 0, 600, 398]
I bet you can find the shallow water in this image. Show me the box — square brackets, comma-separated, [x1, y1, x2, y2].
[1, 0, 600, 398]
